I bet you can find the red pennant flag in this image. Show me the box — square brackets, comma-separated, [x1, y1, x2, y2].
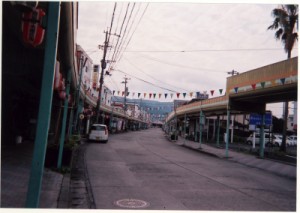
[149, 93, 152, 98]
[159, 93, 162, 99]
[210, 90, 214, 96]
[251, 84, 256, 90]
[176, 93, 180, 98]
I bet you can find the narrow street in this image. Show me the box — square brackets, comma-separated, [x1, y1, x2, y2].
[85, 128, 296, 211]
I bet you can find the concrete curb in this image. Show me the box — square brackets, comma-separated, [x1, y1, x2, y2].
[57, 173, 70, 208]
[172, 136, 296, 180]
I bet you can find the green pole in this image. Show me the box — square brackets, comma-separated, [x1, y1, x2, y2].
[226, 109, 230, 158]
[74, 56, 87, 133]
[25, 2, 60, 208]
[199, 111, 203, 148]
[194, 118, 197, 142]
[68, 105, 74, 136]
[109, 109, 113, 132]
[217, 115, 220, 147]
[184, 114, 187, 142]
[259, 114, 265, 158]
[57, 69, 71, 169]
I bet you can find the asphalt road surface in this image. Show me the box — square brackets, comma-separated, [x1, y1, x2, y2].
[85, 128, 296, 211]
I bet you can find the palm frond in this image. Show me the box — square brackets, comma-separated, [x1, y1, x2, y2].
[275, 28, 283, 40]
[268, 17, 280, 29]
[268, 4, 298, 57]
[272, 8, 288, 19]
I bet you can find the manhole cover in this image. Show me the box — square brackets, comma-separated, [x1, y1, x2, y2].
[114, 199, 150, 208]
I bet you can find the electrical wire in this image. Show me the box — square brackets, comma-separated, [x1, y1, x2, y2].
[109, 3, 130, 69]
[107, 2, 123, 60]
[138, 54, 226, 73]
[107, 75, 120, 91]
[123, 48, 296, 53]
[114, 69, 178, 93]
[114, 3, 140, 63]
[111, 3, 136, 69]
[106, 2, 117, 46]
[114, 3, 149, 68]
[124, 56, 189, 92]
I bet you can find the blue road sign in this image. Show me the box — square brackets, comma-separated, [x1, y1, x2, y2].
[249, 112, 272, 126]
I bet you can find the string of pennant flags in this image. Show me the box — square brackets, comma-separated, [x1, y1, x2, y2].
[108, 76, 292, 99]
[112, 89, 225, 99]
[137, 77, 292, 111]
[233, 77, 290, 93]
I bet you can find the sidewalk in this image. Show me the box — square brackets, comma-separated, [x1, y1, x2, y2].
[172, 136, 296, 179]
[1, 141, 65, 208]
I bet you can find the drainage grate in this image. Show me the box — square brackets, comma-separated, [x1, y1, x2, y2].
[114, 199, 150, 209]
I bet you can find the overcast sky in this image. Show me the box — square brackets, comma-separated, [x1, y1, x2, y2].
[77, 0, 298, 117]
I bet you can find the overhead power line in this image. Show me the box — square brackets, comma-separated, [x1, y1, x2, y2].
[114, 69, 178, 93]
[116, 3, 149, 64]
[107, 2, 124, 60]
[123, 48, 296, 53]
[109, 2, 131, 68]
[85, 47, 291, 54]
[138, 54, 226, 73]
[113, 3, 136, 65]
[124, 56, 189, 92]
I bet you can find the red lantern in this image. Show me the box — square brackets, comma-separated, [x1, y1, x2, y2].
[59, 91, 66, 100]
[68, 94, 72, 104]
[21, 7, 46, 47]
[54, 61, 63, 91]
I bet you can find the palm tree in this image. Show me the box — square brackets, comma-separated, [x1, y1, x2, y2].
[267, 5, 298, 152]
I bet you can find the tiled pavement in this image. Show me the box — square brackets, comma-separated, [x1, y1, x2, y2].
[1, 141, 64, 208]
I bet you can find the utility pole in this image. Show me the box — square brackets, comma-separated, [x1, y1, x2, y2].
[121, 76, 130, 132]
[121, 75, 130, 112]
[95, 30, 119, 123]
[227, 69, 238, 145]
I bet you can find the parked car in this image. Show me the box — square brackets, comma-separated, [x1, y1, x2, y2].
[273, 134, 294, 147]
[246, 133, 273, 146]
[88, 124, 108, 143]
[287, 135, 297, 146]
[272, 134, 283, 147]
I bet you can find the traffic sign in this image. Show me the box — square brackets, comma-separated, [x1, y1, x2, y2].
[249, 112, 272, 125]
